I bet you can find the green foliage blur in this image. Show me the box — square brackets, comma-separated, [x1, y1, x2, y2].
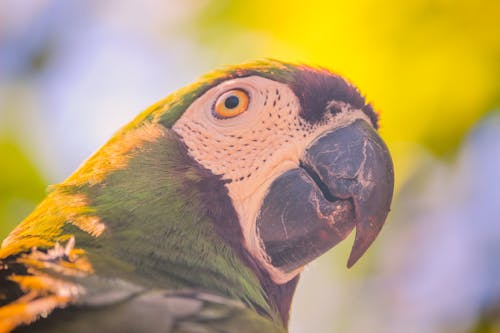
[0, 138, 45, 240]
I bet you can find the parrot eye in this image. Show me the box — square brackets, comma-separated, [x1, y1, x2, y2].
[213, 89, 249, 119]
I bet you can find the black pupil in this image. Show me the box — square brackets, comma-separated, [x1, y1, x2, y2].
[224, 95, 239, 109]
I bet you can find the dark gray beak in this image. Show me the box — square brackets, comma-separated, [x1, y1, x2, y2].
[256, 119, 394, 272]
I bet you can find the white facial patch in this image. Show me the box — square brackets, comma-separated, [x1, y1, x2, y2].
[172, 76, 371, 284]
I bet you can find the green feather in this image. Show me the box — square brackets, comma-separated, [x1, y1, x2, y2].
[75, 130, 275, 317]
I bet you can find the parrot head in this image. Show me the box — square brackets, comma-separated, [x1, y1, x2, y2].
[0, 59, 394, 331]
[170, 60, 394, 285]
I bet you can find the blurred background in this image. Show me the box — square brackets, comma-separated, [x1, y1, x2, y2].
[1, 0, 499, 332]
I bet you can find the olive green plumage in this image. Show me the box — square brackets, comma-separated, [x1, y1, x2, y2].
[71, 129, 274, 314]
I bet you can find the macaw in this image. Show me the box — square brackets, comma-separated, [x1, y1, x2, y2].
[0, 60, 394, 332]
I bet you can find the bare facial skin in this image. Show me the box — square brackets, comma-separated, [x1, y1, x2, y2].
[173, 76, 371, 284]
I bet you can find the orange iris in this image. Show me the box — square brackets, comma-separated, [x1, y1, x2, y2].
[213, 89, 249, 119]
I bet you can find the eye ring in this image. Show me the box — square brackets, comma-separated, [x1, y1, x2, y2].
[213, 89, 250, 119]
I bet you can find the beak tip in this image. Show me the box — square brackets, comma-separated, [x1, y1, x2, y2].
[346, 242, 365, 268]
[346, 256, 357, 269]
[346, 215, 388, 268]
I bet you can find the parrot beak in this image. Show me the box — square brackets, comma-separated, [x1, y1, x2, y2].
[256, 119, 394, 273]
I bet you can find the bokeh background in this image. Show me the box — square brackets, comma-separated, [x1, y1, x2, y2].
[1, 1, 499, 332]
